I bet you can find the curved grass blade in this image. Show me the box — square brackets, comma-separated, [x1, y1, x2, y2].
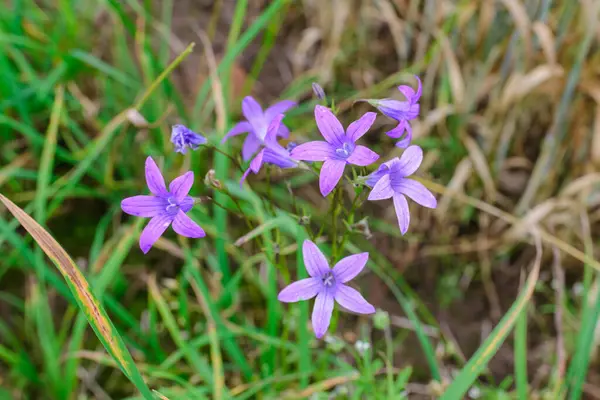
[0, 193, 154, 400]
[440, 234, 542, 399]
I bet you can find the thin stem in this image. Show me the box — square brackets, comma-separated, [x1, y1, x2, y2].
[205, 145, 244, 172]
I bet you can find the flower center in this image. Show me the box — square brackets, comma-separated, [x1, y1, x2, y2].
[322, 272, 335, 288]
[335, 142, 354, 159]
[165, 196, 180, 215]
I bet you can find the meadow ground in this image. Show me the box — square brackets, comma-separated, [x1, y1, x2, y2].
[1, 1, 600, 399]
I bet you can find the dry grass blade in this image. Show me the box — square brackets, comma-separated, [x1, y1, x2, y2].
[498, 0, 533, 64]
[532, 22, 556, 64]
[500, 64, 563, 108]
[0, 193, 154, 398]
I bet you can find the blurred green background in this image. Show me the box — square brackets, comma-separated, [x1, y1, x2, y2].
[1, 0, 600, 399]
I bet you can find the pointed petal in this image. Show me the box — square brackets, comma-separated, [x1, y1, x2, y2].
[290, 141, 334, 161]
[394, 179, 437, 208]
[139, 213, 173, 254]
[367, 174, 394, 200]
[302, 240, 330, 277]
[278, 277, 321, 302]
[249, 149, 265, 173]
[169, 171, 194, 200]
[346, 112, 376, 142]
[222, 121, 252, 143]
[319, 159, 346, 197]
[264, 114, 285, 145]
[397, 75, 422, 103]
[314, 105, 345, 146]
[241, 96, 264, 126]
[347, 145, 379, 166]
[242, 134, 262, 161]
[312, 291, 334, 338]
[334, 284, 375, 314]
[145, 157, 168, 196]
[394, 145, 423, 177]
[332, 252, 369, 283]
[264, 100, 297, 121]
[172, 210, 205, 238]
[277, 123, 290, 138]
[392, 193, 410, 235]
[121, 195, 166, 217]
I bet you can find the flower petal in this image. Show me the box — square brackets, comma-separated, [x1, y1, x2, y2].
[145, 157, 168, 196]
[394, 179, 437, 208]
[290, 141, 334, 161]
[334, 284, 375, 314]
[264, 100, 297, 121]
[394, 145, 423, 177]
[172, 210, 205, 238]
[332, 252, 369, 283]
[242, 134, 262, 161]
[264, 114, 285, 145]
[367, 174, 394, 200]
[222, 121, 252, 143]
[241, 96, 264, 126]
[346, 145, 379, 166]
[277, 277, 321, 302]
[314, 105, 345, 146]
[121, 195, 166, 217]
[139, 213, 173, 254]
[263, 147, 297, 169]
[239, 150, 265, 186]
[303, 240, 330, 277]
[319, 159, 346, 197]
[397, 75, 422, 104]
[365, 159, 397, 187]
[312, 291, 335, 338]
[376, 99, 419, 121]
[169, 171, 194, 200]
[346, 112, 376, 142]
[277, 123, 290, 138]
[392, 193, 410, 235]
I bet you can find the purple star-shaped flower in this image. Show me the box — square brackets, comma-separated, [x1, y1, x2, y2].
[366, 145, 437, 234]
[240, 114, 298, 185]
[222, 96, 297, 161]
[121, 157, 205, 254]
[171, 125, 207, 154]
[278, 240, 375, 338]
[365, 75, 422, 148]
[291, 105, 379, 197]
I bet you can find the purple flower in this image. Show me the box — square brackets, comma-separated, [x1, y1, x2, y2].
[364, 75, 422, 148]
[240, 114, 299, 185]
[291, 105, 379, 197]
[278, 240, 375, 338]
[171, 125, 207, 154]
[367, 145, 437, 234]
[121, 157, 205, 254]
[222, 96, 297, 161]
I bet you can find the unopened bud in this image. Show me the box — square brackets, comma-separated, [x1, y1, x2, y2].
[312, 82, 326, 100]
[299, 215, 311, 226]
[204, 169, 222, 190]
[373, 309, 390, 330]
[354, 218, 373, 240]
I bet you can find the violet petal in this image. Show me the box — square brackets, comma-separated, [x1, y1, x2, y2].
[172, 210, 205, 238]
[278, 277, 321, 302]
[332, 252, 369, 283]
[334, 284, 375, 314]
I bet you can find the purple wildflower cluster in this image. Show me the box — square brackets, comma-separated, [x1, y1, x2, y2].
[121, 76, 436, 338]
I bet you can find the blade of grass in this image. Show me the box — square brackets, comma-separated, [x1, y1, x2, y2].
[440, 234, 542, 399]
[514, 293, 528, 399]
[0, 193, 155, 399]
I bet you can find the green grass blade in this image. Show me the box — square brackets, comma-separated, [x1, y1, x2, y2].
[440, 238, 542, 399]
[0, 194, 155, 400]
